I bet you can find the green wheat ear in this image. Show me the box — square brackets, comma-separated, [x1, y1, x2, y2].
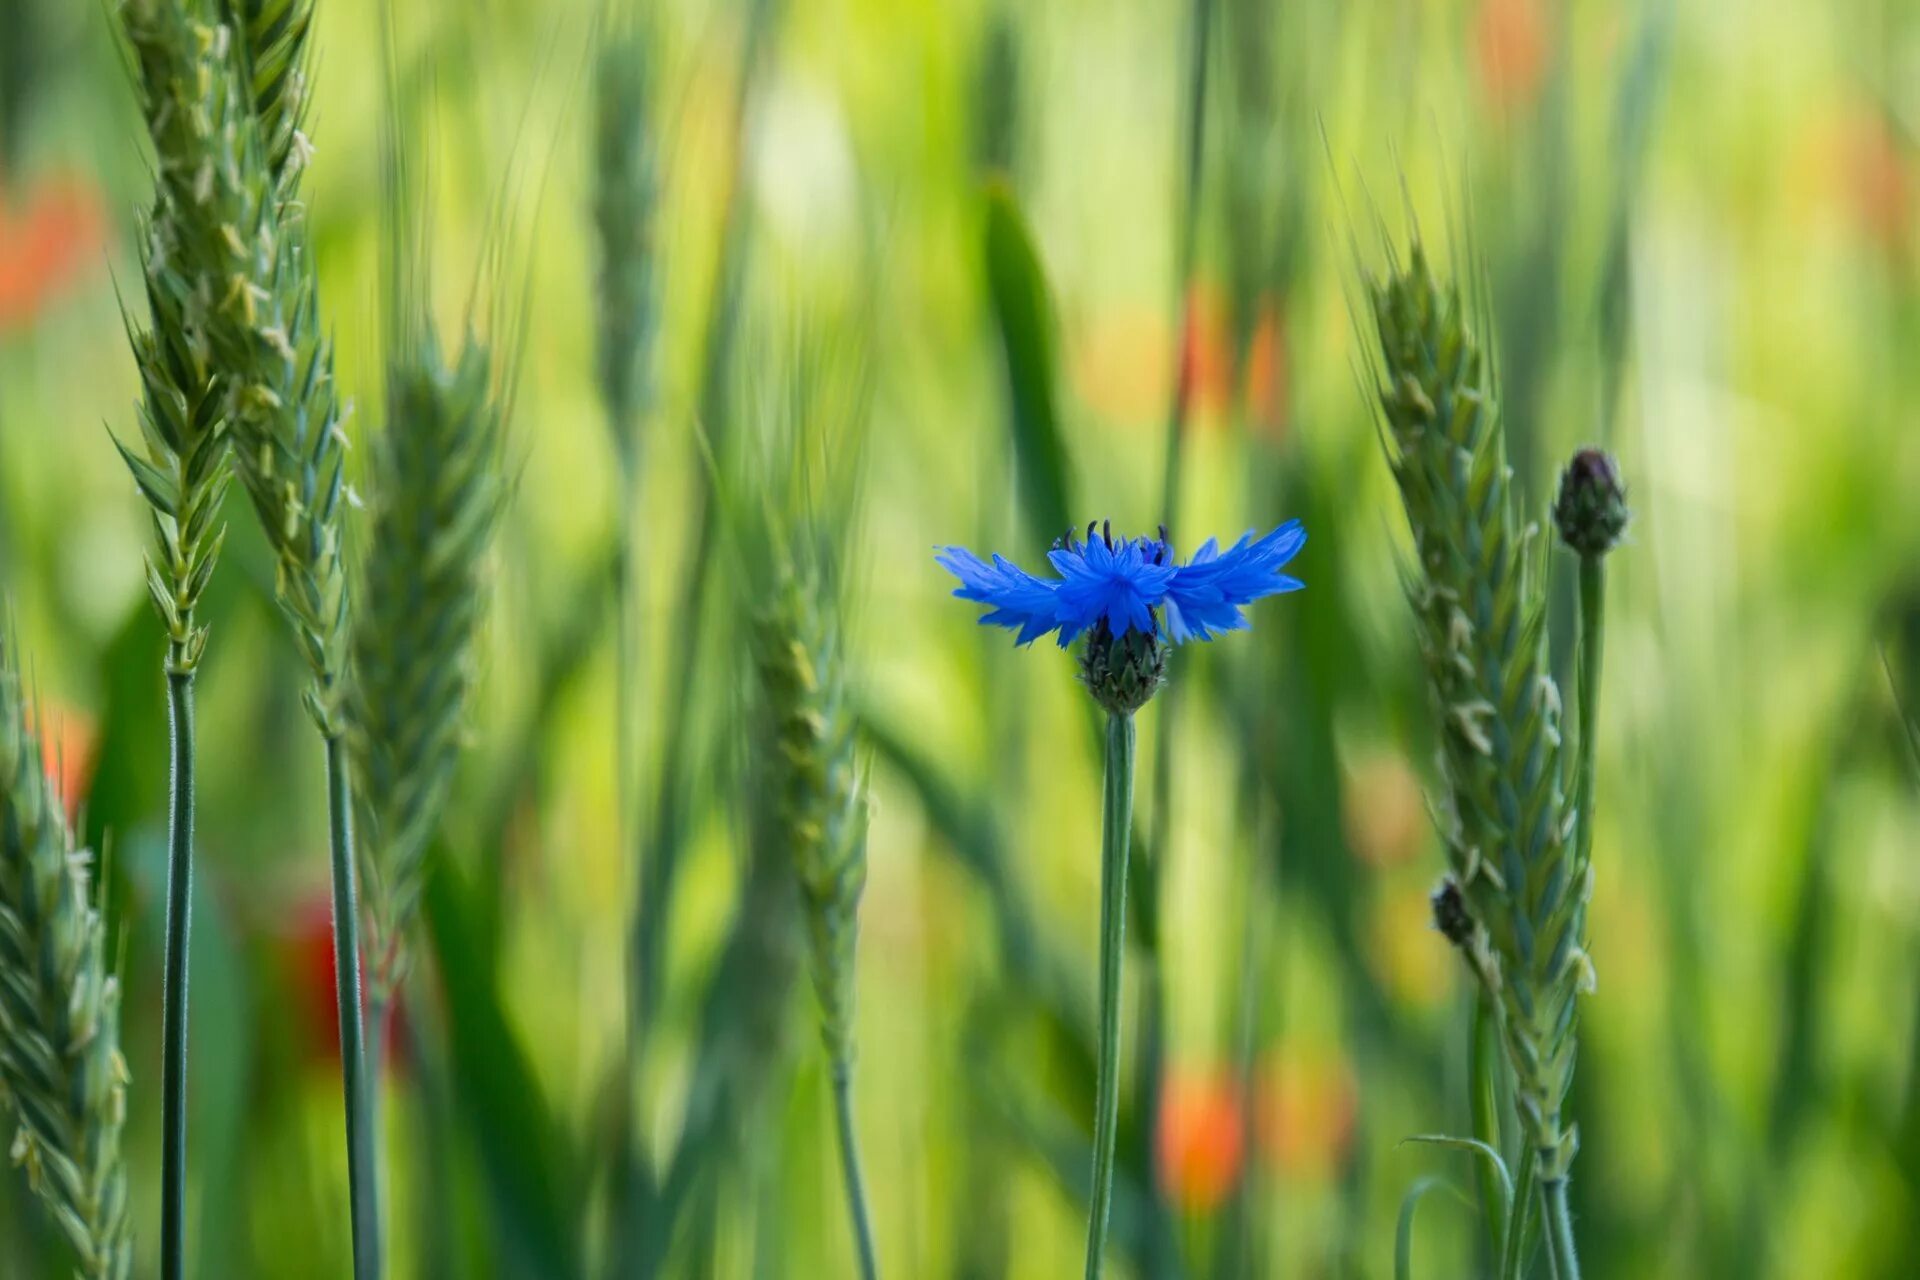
[1366, 239, 1590, 1181]
[0, 633, 132, 1280]
[725, 314, 880, 1274]
[121, 0, 350, 730]
[350, 328, 507, 1002]
[753, 573, 870, 1069]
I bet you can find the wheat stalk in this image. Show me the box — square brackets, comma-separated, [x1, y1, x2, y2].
[113, 12, 251, 1274]
[751, 569, 878, 1278]
[594, 11, 659, 470]
[351, 329, 506, 1007]
[118, 4, 379, 1272]
[0, 632, 132, 1280]
[1364, 239, 1591, 1269]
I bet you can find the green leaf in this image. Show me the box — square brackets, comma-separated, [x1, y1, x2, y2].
[1501, 1144, 1541, 1280]
[1396, 1176, 1461, 1280]
[1470, 993, 1510, 1259]
[1400, 1133, 1514, 1213]
[421, 861, 584, 1280]
[982, 179, 1073, 543]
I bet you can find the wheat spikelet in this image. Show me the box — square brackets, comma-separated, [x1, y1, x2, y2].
[114, 267, 232, 677]
[1366, 239, 1588, 1180]
[120, 0, 352, 732]
[350, 330, 506, 1002]
[0, 635, 132, 1280]
[751, 573, 869, 1068]
[227, 0, 316, 184]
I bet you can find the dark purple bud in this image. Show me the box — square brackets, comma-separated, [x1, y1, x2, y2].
[1552, 448, 1629, 558]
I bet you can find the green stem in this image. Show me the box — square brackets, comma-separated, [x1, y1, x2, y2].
[627, 0, 776, 1045]
[326, 731, 382, 1279]
[1540, 1177, 1581, 1280]
[831, 1062, 880, 1280]
[1085, 712, 1136, 1280]
[1573, 556, 1606, 871]
[1536, 556, 1601, 1280]
[160, 669, 195, 1280]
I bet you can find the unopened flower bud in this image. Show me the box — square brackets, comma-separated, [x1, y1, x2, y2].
[1552, 448, 1629, 559]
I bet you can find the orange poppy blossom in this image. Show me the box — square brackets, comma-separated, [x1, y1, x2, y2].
[1474, 0, 1548, 119]
[0, 168, 106, 331]
[1255, 1043, 1358, 1182]
[34, 695, 98, 824]
[1155, 1065, 1247, 1214]
[1846, 107, 1912, 268]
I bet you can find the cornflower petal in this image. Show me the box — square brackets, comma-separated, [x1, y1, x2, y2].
[1164, 520, 1307, 643]
[936, 546, 1062, 645]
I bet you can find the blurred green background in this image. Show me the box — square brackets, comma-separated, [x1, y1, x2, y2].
[3, 0, 1919, 1275]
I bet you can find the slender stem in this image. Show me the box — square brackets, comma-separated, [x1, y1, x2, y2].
[1540, 1177, 1581, 1280]
[616, 482, 641, 969]
[831, 1063, 880, 1280]
[1528, 556, 1605, 1280]
[1573, 556, 1606, 870]
[367, 988, 389, 1205]
[1084, 711, 1136, 1280]
[1146, 0, 1214, 883]
[160, 669, 195, 1280]
[628, 0, 776, 1046]
[1468, 991, 1506, 1264]
[325, 731, 382, 1279]
[1152, 0, 1213, 536]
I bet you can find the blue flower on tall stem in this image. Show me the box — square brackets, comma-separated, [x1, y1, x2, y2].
[935, 517, 1304, 1279]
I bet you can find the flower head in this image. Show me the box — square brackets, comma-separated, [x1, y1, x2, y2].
[1552, 448, 1629, 559]
[936, 518, 1305, 650]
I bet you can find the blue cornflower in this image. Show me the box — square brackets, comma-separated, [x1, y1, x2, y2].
[936, 518, 1305, 649]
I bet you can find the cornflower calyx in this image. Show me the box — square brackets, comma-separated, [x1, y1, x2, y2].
[1552, 448, 1629, 559]
[1080, 619, 1167, 717]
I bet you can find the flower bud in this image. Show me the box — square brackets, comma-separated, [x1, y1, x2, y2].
[1552, 448, 1629, 558]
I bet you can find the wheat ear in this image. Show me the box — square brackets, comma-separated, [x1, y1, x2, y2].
[351, 330, 506, 1008]
[0, 633, 132, 1280]
[1365, 241, 1590, 1193]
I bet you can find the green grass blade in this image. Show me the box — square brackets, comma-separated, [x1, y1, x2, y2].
[421, 861, 583, 1280]
[1470, 992, 1509, 1260]
[1400, 1134, 1513, 1214]
[982, 180, 1073, 544]
[1394, 1176, 1456, 1280]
